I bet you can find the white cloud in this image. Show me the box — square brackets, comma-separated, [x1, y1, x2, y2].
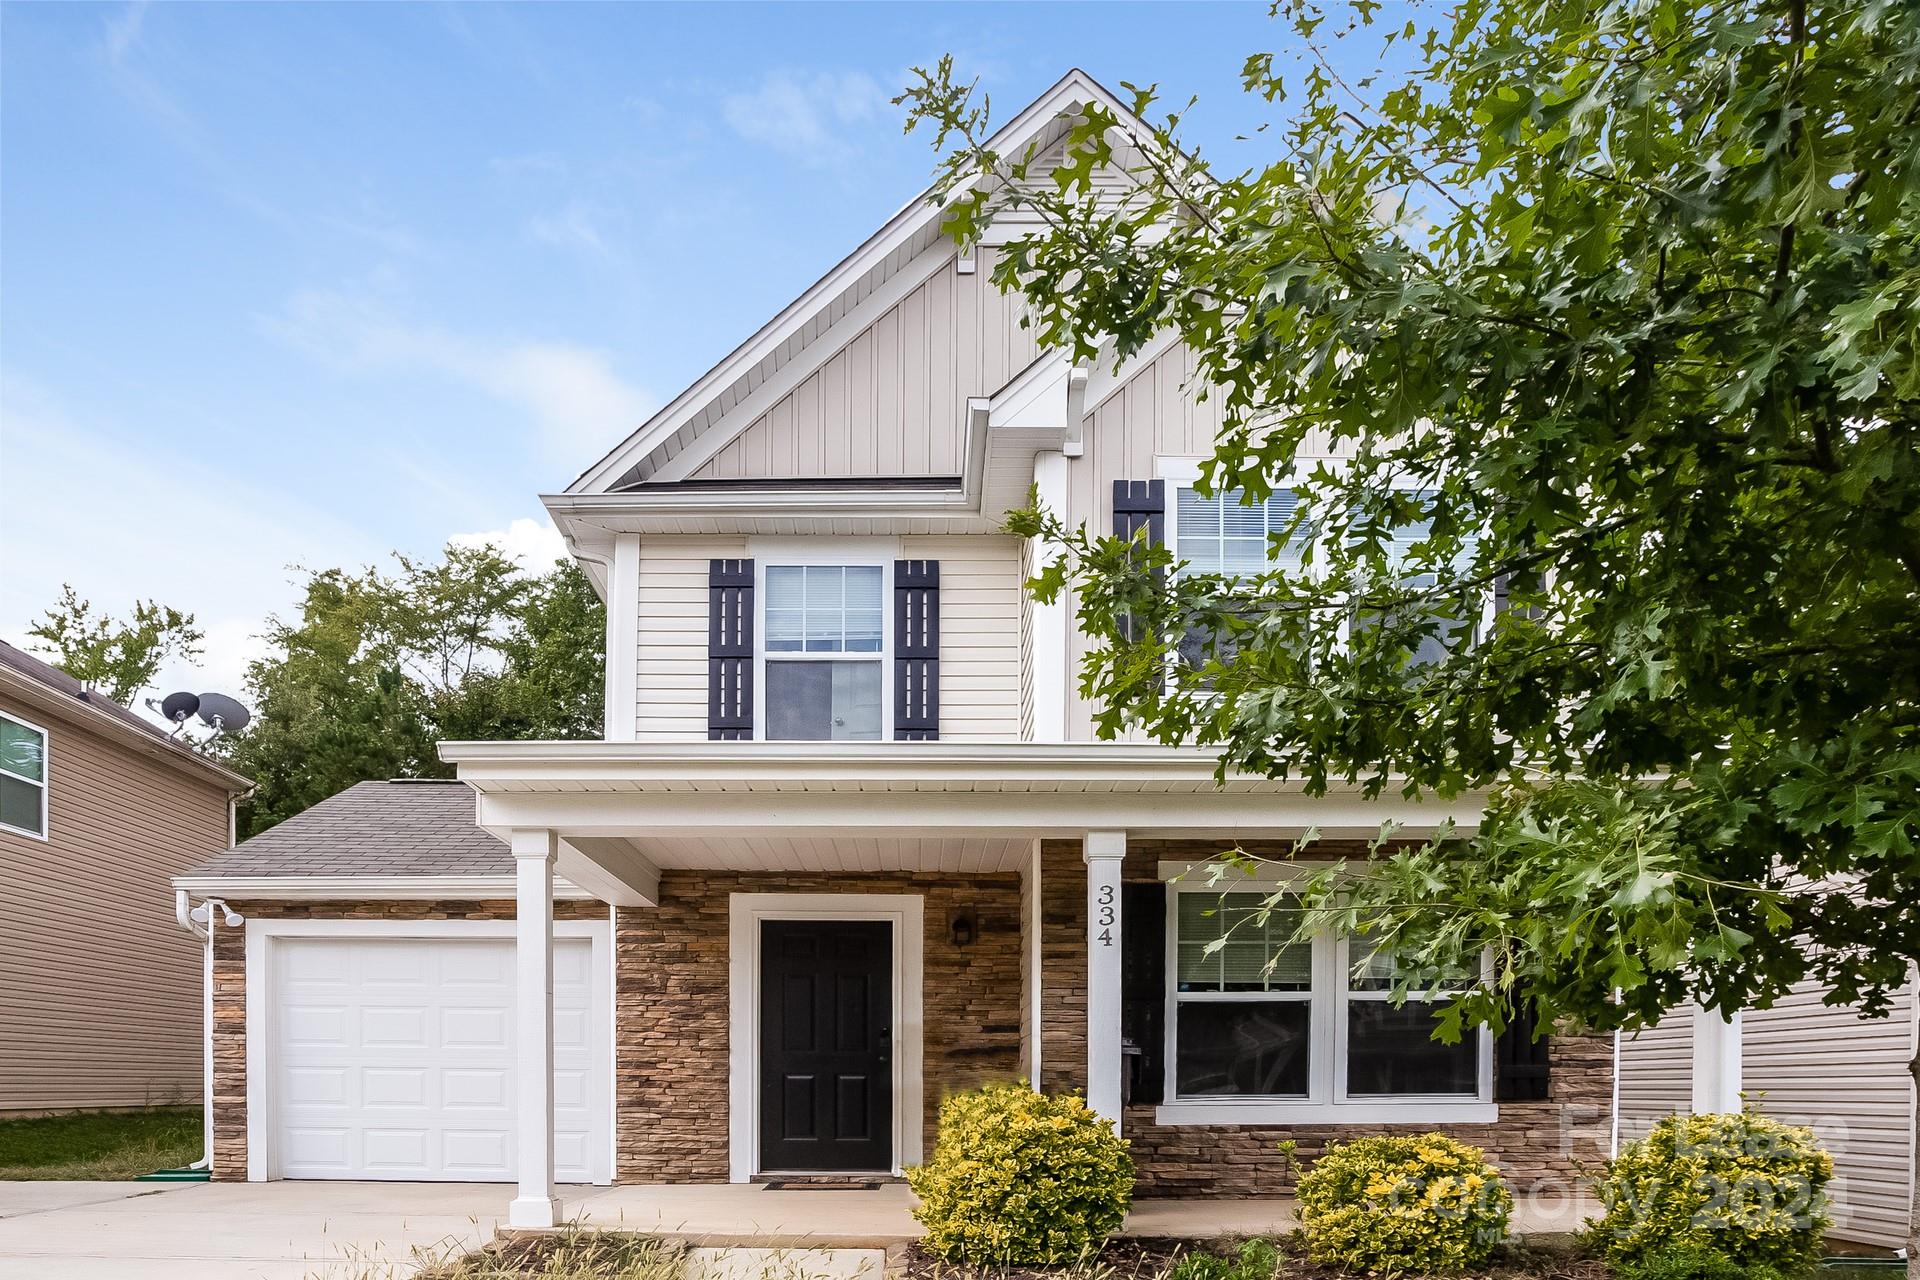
[450, 516, 566, 571]
[721, 69, 892, 166]
[528, 201, 612, 256]
[265, 289, 655, 465]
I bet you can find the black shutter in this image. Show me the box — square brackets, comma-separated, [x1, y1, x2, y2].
[1494, 996, 1552, 1101]
[894, 560, 939, 741]
[1121, 882, 1167, 1106]
[708, 559, 754, 740]
[1112, 480, 1166, 643]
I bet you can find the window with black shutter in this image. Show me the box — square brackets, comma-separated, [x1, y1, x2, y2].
[708, 559, 754, 740]
[893, 560, 939, 740]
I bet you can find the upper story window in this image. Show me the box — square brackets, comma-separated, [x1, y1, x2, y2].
[1173, 486, 1305, 580]
[762, 564, 886, 741]
[0, 712, 48, 840]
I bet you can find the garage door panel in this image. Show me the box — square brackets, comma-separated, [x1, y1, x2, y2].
[273, 935, 603, 1183]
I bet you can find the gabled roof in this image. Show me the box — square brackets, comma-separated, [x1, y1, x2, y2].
[0, 639, 251, 792]
[563, 69, 1144, 499]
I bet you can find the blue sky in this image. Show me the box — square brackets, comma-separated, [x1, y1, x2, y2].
[0, 1, 1415, 704]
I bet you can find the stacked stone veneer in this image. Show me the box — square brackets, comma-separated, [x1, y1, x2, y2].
[614, 870, 1024, 1180]
[1037, 837, 1615, 1196]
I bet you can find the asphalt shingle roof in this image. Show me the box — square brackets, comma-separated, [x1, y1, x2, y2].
[185, 779, 508, 877]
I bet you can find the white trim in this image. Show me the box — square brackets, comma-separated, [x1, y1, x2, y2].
[1026, 838, 1044, 1083]
[1156, 871, 1495, 1126]
[0, 708, 49, 841]
[242, 916, 614, 1186]
[751, 550, 896, 743]
[172, 875, 598, 901]
[604, 534, 641, 742]
[1028, 450, 1071, 742]
[727, 892, 925, 1182]
[1084, 832, 1126, 1123]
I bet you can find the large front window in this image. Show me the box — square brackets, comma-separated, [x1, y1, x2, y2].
[1167, 883, 1489, 1112]
[762, 564, 885, 741]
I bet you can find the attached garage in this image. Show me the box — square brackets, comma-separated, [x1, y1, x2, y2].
[245, 919, 612, 1184]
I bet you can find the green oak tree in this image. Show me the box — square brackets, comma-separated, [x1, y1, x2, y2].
[899, 0, 1919, 1106]
[223, 545, 604, 836]
[27, 587, 204, 706]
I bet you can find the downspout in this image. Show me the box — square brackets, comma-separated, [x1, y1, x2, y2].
[174, 890, 213, 1172]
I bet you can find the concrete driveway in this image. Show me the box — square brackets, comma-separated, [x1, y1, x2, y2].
[0, 1180, 506, 1279]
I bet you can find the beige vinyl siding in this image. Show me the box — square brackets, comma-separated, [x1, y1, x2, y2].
[0, 694, 231, 1112]
[1616, 1016, 1694, 1141]
[692, 248, 1043, 481]
[635, 536, 746, 740]
[1743, 979, 1917, 1249]
[900, 535, 1022, 741]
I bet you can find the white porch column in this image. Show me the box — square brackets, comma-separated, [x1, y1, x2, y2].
[1083, 830, 1126, 1125]
[510, 829, 561, 1229]
[1690, 1004, 1743, 1113]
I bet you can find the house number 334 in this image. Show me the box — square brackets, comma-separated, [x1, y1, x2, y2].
[1096, 884, 1116, 947]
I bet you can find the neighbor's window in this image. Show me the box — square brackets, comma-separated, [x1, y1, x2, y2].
[763, 564, 885, 741]
[0, 713, 48, 839]
[1167, 886, 1486, 1105]
[1173, 892, 1313, 1097]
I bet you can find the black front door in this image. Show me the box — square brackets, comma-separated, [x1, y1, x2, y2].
[759, 919, 893, 1172]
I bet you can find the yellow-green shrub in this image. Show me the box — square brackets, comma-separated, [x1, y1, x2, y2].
[1587, 1110, 1832, 1278]
[904, 1082, 1133, 1264]
[1294, 1133, 1513, 1275]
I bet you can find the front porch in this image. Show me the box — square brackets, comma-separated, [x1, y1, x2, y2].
[441, 742, 1514, 1230]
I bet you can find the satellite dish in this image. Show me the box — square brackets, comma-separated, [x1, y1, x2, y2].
[159, 691, 200, 724]
[196, 692, 251, 733]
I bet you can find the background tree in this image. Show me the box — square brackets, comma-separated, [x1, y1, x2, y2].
[27, 586, 204, 705]
[222, 545, 603, 836]
[901, 0, 1919, 1100]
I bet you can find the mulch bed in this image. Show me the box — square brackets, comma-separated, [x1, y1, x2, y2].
[897, 1236, 1610, 1280]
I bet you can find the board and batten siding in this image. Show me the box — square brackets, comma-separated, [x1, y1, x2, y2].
[1743, 979, 1917, 1249]
[0, 694, 232, 1112]
[690, 247, 1043, 481]
[631, 535, 1021, 741]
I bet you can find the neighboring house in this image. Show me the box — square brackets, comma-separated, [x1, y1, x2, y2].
[1618, 984, 1919, 1249]
[174, 70, 1613, 1225]
[0, 640, 250, 1115]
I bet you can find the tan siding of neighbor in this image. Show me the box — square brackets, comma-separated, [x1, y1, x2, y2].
[635, 536, 746, 740]
[1743, 979, 1917, 1249]
[691, 247, 1043, 480]
[900, 535, 1022, 741]
[0, 693, 232, 1112]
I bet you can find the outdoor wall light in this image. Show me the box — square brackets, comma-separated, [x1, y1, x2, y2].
[949, 907, 978, 948]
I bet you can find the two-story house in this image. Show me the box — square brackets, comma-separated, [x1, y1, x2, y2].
[174, 70, 1612, 1228]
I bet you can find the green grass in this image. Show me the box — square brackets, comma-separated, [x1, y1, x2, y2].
[0, 1107, 201, 1180]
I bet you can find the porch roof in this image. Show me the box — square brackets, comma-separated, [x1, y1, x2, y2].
[438, 740, 1486, 841]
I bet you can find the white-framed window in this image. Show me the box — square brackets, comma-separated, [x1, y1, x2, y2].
[0, 711, 49, 840]
[757, 561, 890, 741]
[1161, 869, 1493, 1123]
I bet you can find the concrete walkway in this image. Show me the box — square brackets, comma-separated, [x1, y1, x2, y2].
[0, 1180, 1597, 1279]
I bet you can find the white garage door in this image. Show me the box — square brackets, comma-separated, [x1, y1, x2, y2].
[272, 935, 602, 1182]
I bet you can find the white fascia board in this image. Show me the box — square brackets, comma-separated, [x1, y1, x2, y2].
[169, 874, 597, 901]
[566, 70, 1142, 496]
